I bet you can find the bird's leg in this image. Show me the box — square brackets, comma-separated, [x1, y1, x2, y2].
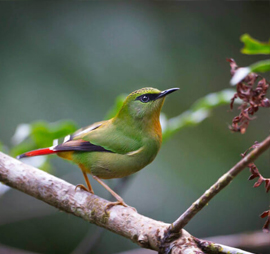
[92, 175, 126, 204]
[75, 166, 94, 194]
[92, 175, 136, 213]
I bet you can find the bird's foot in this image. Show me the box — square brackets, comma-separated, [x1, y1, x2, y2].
[75, 184, 94, 194]
[105, 200, 137, 214]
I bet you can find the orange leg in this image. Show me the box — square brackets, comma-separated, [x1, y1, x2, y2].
[92, 175, 136, 213]
[75, 165, 94, 194]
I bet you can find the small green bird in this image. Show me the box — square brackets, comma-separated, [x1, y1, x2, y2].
[18, 87, 179, 209]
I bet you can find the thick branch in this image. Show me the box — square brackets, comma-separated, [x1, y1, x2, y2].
[170, 135, 270, 233]
[0, 152, 255, 254]
[0, 152, 196, 252]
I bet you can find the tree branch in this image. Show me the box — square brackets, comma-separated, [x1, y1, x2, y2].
[170, 135, 270, 233]
[0, 151, 257, 254]
[115, 230, 270, 254]
[71, 176, 134, 254]
[194, 238, 254, 254]
[206, 231, 270, 250]
[0, 152, 197, 252]
[0, 244, 38, 254]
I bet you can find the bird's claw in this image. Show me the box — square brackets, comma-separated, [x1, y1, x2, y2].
[75, 184, 94, 194]
[104, 201, 137, 214]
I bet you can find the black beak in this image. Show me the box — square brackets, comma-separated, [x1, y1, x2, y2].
[155, 88, 180, 100]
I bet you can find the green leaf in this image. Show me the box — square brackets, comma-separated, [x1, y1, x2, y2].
[10, 120, 78, 171]
[241, 34, 270, 55]
[250, 59, 270, 73]
[162, 89, 237, 141]
[31, 120, 77, 148]
[10, 141, 36, 158]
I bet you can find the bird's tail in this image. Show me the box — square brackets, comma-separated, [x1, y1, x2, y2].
[17, 147, 57, 159]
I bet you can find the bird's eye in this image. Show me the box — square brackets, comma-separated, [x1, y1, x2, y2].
[140, 95, 150, 103]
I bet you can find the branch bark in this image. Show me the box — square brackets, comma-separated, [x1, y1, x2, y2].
[0, 151, 258, 254]
[206, 231, 270, 250]
[115, 230, 270, 254]
[0, 152, 197, 252]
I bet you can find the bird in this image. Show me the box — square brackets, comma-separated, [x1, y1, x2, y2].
[17, 87, 179, 210]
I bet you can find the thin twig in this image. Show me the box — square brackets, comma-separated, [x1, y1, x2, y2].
[71, 227, 104, 254]
[170, 135, 270, 233]
[194, 238, 253, 254]
[0, 244, 38, 254]
[206, 231, 270, 250]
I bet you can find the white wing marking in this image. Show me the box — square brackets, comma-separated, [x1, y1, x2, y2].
[63, 135, 71, 143]
[53, 139, 58, 146]
[126, 147, 144, 156]
[75, 123, 102, 137]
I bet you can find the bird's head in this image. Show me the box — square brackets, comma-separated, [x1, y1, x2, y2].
[117, 87, 179, 121]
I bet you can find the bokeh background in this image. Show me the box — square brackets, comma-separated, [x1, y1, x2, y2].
[0, 2, 270, 254]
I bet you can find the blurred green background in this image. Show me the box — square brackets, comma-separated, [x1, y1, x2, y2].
[0, 2, 270, 254]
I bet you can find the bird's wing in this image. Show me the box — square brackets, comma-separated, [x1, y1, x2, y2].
[79, 119, 142, 154]
[52, 139, 113, 153]
[56, 119, 142, 155]
[16, 121, 114, 159]
[68, 121, 105, 140]
[52, 121, 114, 153]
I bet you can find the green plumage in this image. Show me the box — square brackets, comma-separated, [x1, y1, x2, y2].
[18, 87, 179, 208]
[71, 87, 164, 179]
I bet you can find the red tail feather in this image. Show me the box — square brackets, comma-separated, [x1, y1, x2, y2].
[17, 148, 57, 159]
